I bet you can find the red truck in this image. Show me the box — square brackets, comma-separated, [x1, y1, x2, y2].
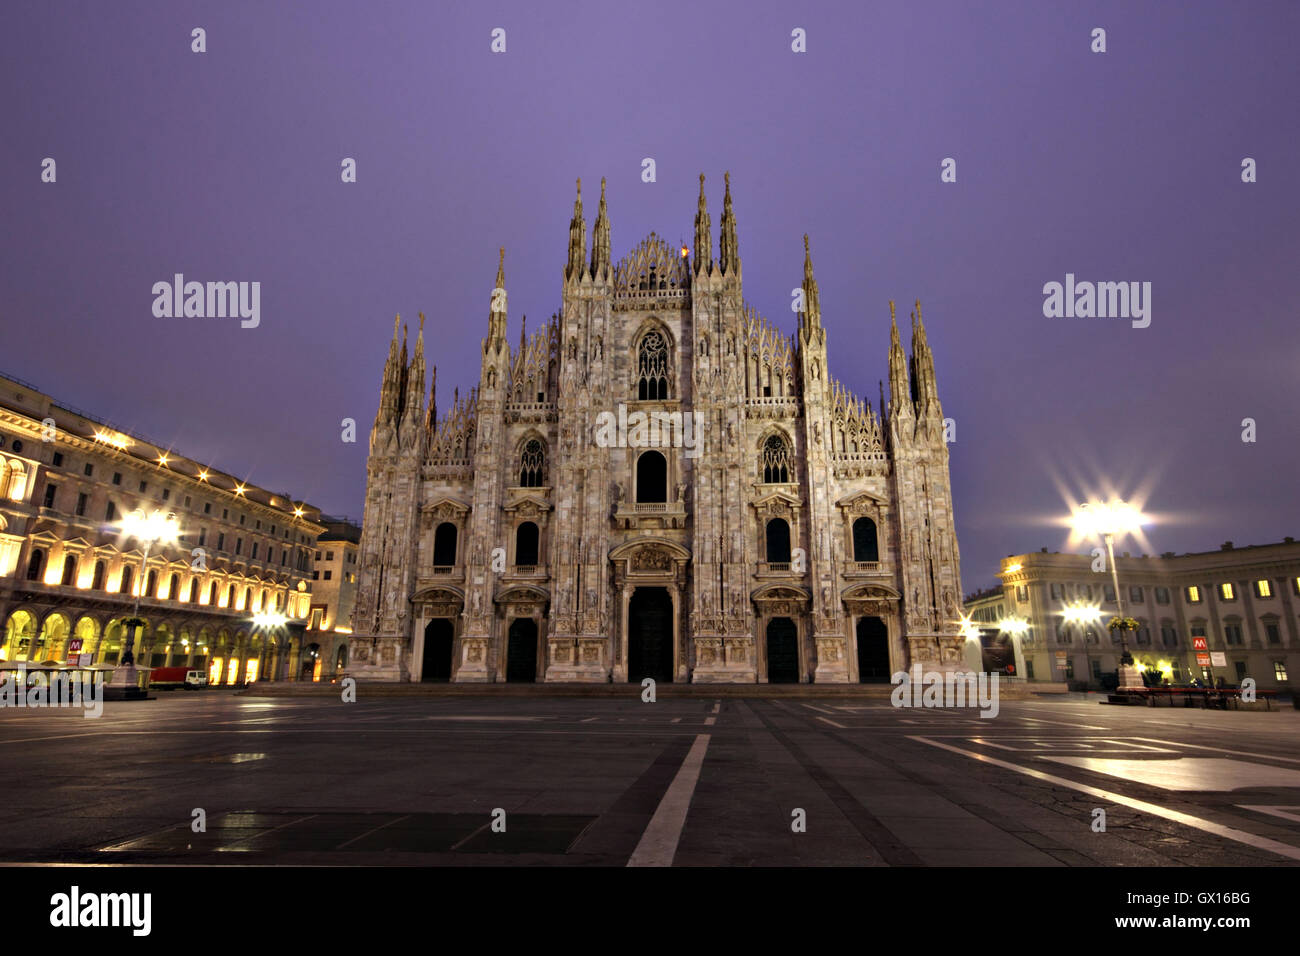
[148, 666, 208, 690]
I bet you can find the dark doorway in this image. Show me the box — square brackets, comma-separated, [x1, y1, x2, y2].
[765, 518, 791, 563]
[766, 617, 799, 683]
[627, 587, 673, 683]
[506, 618, 538, 682]
[515, 522, 539, 566]
[433, 522, 458, 566]
[856, 617, 891, 682]
[852, 517, 879, 562]
[422, 619, 454, 682]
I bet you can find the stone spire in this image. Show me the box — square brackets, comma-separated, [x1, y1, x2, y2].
[888, 300, 912, 418]
[400, 312, 426, 440]
[798, 234, 822, 341]
[590, 177, 611, 280]
[910, 299, 939, 413]
[486, 247, 508, 355]
[693, 173, 713, 276]
[425, 364, 438, 431]
[719, 171, 740, 276]
[566, 179, 586, 281]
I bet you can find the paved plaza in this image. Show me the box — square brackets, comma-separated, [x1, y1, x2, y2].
[3, 690, 1299, 866]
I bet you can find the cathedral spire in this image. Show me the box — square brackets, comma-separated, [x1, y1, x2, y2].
[425, 364, 438, 431]
[401, 312, 426, 435]
[910, 298, 939, 413]
[566, 178, 586, 281]
[377, 313, 403, 427]
[486, 247, 508, 355]
[798, 234, 822, 339]
[719, 171, 740, 277]
[590, 176, 611, 280]
[888, 300, 912, 418]
[693, 173, 713, 276]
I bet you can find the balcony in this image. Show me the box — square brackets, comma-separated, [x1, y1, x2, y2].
[844, 561, 888, 578]
[613, 499, 687, 531]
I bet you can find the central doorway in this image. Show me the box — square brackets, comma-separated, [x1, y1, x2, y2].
[627, 587, 673, 683]
[856, 616, 891, 683]
[422, 619, 454, 682]
[765, 617, 799, 683]
[506, 618, 538, 682]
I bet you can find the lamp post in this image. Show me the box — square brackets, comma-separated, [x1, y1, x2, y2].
[1071, 500, 1143, 689]
[119, 509, 179, 668]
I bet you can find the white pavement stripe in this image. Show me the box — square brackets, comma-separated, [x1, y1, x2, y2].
[703, 716, 716, 726]
[1132, 737, 1300, 766]
[627, 734, 711, 867]
[910, 735, 1300, 863]
[816, 716, 848, 729]
[800, 703, 838, 715]
[1014, 715, 1106, 730]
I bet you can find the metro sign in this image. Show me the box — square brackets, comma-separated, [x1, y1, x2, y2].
[1192, 636, 1208, 651]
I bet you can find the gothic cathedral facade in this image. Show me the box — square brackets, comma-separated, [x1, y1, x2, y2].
[348, 174, 965, 683]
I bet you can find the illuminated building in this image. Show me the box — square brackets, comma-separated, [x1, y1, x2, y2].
[964, 540, 1300, 689]
[0, 370, 325, 681]
[350, 175, 966, 683]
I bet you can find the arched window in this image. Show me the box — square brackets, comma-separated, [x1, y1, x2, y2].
[519, 440, 545, 487]
[188, 578, 199, 603]
[61, 554, 77, 586]
[636, 451, 667, 503]
[168, 573, 180, 600]
[261, 591, 269, 611]
[226, 584, 235, 608]
[243, 587, 253, 610]
[120, 565, 133, 595]
[515, 522, 539, 566]
[637, 330, 670, 400]
[852, 517, 879, 563]
[209, 581, 218, 605]
[765, 518, 792, 563]
[146, 569, 158, 599]
[433, 522, 458, 566]
[761, 434, 791, 483]
[92, 560, 106, 590]
[26, 548, 45, 582]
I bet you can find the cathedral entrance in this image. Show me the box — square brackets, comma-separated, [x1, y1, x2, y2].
[422, 619, 454, 682]
[765, 618, 799, 683]
[856, 616, 891, 683]
[506, 618, 538, 682]
[627, 587, 673, 683]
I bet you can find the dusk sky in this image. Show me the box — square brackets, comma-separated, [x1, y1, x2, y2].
[2, 0, 1297, 590]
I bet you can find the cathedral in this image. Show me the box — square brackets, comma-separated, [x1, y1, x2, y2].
[347, 174, 966, 683]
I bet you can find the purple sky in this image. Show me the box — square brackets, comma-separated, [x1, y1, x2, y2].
[3, 0, 1298, 591]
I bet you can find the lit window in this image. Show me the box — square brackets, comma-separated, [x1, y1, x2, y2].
[1220, 582, 1235, 601]
[1275, 661, 1289, 682]
[1186, 586, 1201, 603]
[1256, 579, 1272, 598]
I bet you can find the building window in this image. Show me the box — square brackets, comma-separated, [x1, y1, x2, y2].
[267, 547, 274, 563]
[1050, 583, 1062, 600]
[83, 463, 93, 476]
[60, 554, 76, 586]
[162, 488, 170, 501]
[168, 573, 180, 600]
[240, 515, 245, 526]
[92, 560, 106, 590]
[519, 439, 546, 487]
[326, 551, 334, 561]
[1136, 626, 1151, 645]
[515, 522, 539, 566]
[43, 484, 57, 508]
[251, 542, 258, 559]
[76, 492, 87, 516]
[1275, 661, 1289, 682]
[765, 518, 792, 564]
[1160, 626, 1177, 647]
[198, 528, 206, 547]
[433, 523, 457, 566]
[188, 579, 198, 602]
[1103, 584, 1116, 603]
[760, 434, 791, 484]
[1220, 582, 1235, 601]
[1186, 586, 1202, 603]
[636, 329, 670, 400]
[120, 565, 133, 595]
[112, 472, 122, 485]
[1154, 587, 1170, 605]
[1234, 661, 1248, 681]
[635, 450, 668, 503]
[217, 533, 225, 551]
[1264, 622, 1280, 645]
[1015, 585, 1027, 602]
[139, 480, 147, 493]
[315, 551, 322, 560]
[1091, 660, 1102, 679]
[312, 570, 319, 580]
[323, 570, 332, 581]
[185, 495, 192, 508]
[52, 452, 64, 467]
[1129, 586, 1143, 603]
[146, 569, 158, 598]
[1085, 629, 1098, 644]
[204, 502, 211, 514]
[1255, 579, 1273, 598]
[1057, 623, 1072, 645]
[106, 501, 117, 521]
[235, 538, 242, 555]
[222, 509, 228, 520]
[1224, 624, 1243, 645]
[208, 582, 217, 605]
[851, 518, 878, 563]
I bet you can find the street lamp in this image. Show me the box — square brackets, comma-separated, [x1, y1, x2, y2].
[119, 509, 179, 667]
[1070, 499, 1143, 684]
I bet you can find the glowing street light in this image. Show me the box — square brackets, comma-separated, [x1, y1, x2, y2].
[1070, 498, 1145, 683]
[118, 509, 179, 667]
